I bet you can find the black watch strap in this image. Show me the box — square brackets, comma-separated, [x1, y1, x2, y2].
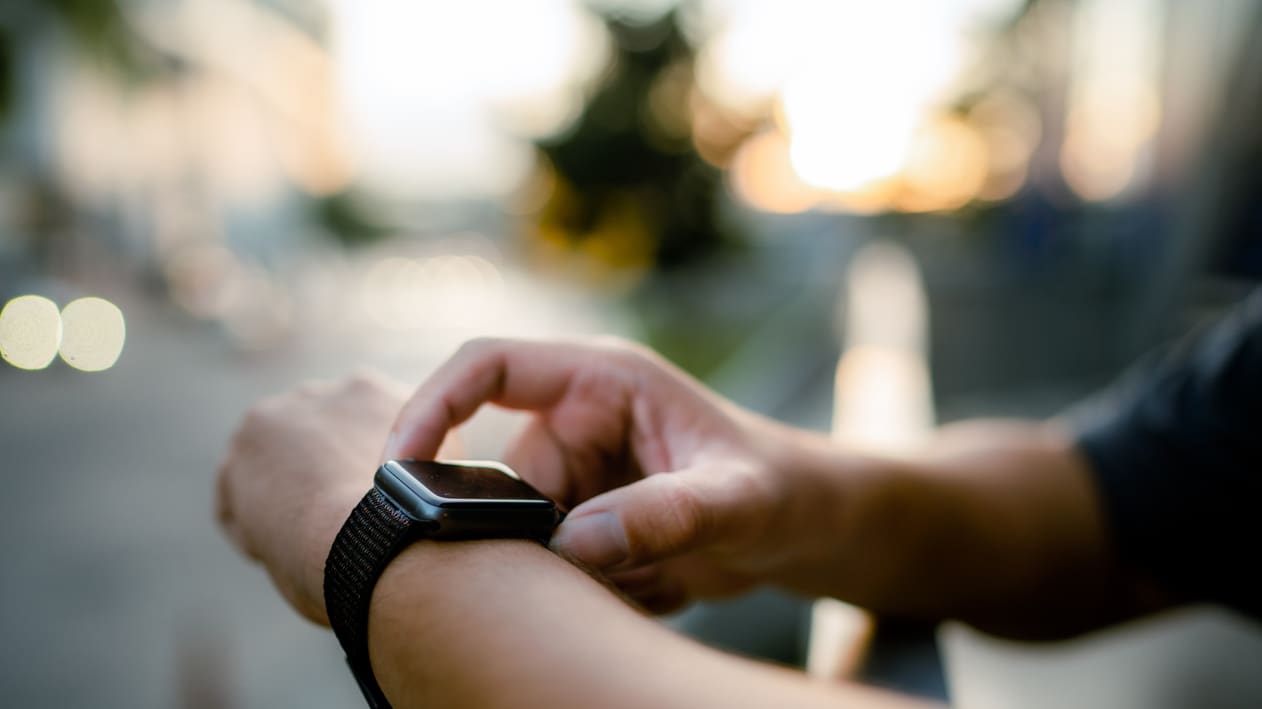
[324, 488, 426, 709]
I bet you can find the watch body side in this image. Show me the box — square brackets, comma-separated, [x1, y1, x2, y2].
[375, 460, 561, 543]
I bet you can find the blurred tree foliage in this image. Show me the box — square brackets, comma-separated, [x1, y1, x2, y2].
[313, 189, 394, 248]
[42, 0, 135, 68]
[0, 0, 170, 126]
[533, 9, 734, 273]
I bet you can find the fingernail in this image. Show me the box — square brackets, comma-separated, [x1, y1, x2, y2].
[550, 512, 628, 569]
[383, 432, 399, 459]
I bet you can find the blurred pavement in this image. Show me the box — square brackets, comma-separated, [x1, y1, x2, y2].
[0, 294, 432, 709]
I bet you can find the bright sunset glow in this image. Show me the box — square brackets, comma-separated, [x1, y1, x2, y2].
[693, 0, 1026, 213]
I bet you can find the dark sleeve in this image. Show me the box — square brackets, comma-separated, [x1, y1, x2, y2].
[1074, 290, 1262, 618]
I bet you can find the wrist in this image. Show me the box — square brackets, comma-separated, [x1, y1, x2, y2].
[298, 484, 371, 625]
[760, 427, 897, 595]
[367, 539, 562, 705]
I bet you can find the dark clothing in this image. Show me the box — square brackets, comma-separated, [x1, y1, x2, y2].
[1076, 291, 1262, 618]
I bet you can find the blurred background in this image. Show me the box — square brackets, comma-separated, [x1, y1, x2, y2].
[2, 0, 1261, 707]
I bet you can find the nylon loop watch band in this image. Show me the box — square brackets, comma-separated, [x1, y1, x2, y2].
[324, 488, 428, 709]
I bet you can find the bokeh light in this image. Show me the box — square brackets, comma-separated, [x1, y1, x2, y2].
[692, 0, 1028, 214]
[897, 115, 990, 213]
[162, 243, 244, 320]
[1060, 80, 1160, 201]
[968, 91, 1042, 202]
[693, 3, 801, 119]
[1060, 0, 1163, 201]
[729, 130, 819, 214]
[0, 295, 64, 370]
[359, 249, 506, 333]
[59, 297, 127, 372]
[329, 0, 610, 199]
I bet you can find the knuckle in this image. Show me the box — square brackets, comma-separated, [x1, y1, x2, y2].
[602, 337, 666, 373]
[345, 368, 387, 393]
[456, 337, 504, 360]
[240, 401, 275, 430]
[591, 334, 645, 358]
[237, 391, 292, 439]
[295, 379, 333, 397]
[639, 476, 708, 554]
[589, 334, 633, 350]
[724, 463, 774, 543]
[250, 387, 292, 413]
[588, 336, 658, 374]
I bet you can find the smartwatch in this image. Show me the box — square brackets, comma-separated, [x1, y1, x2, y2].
[323, 458, 563, 708]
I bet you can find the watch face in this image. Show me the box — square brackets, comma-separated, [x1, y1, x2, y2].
[384, 459, 553, 506]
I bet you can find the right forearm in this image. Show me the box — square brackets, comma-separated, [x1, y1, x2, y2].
[779, 421, 1159, 638]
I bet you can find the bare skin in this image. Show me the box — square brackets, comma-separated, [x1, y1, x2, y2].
[217, 337, 1173, 707]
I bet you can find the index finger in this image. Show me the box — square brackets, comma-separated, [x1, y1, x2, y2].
[383, 338, 593, 461]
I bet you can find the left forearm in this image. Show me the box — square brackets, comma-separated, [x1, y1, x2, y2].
[368, 539, 937, 709]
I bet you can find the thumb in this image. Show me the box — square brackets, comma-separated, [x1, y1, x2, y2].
[550, 463, 764, 571]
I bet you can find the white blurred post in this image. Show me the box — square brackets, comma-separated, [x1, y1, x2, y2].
[807, 240, 935, 678]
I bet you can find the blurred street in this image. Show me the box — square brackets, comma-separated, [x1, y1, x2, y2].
[0, 292, 374, 708]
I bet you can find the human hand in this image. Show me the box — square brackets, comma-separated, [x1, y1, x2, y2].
[384, 337, 839, 612]
[216, 372, 413, 625]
